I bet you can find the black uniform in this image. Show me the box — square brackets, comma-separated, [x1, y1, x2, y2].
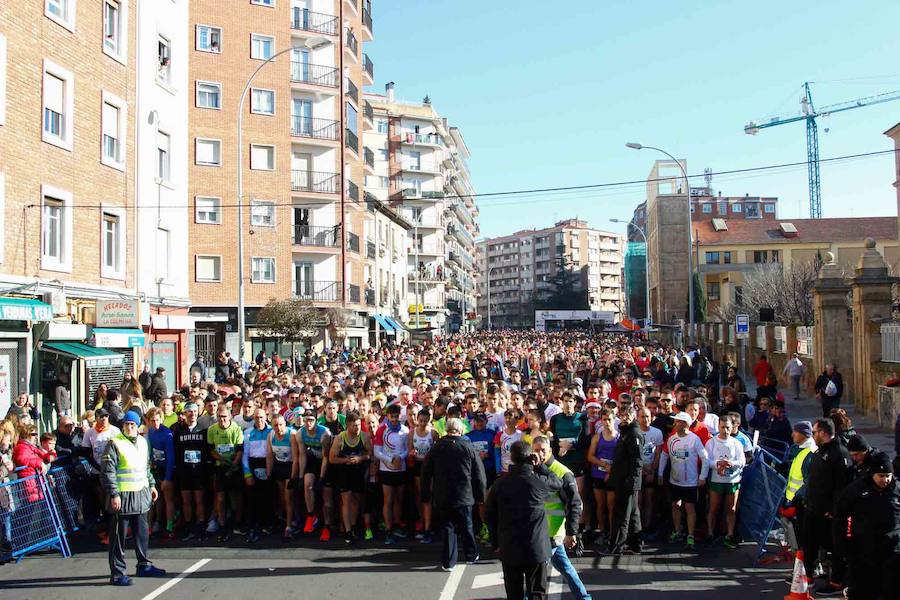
[607, 420, 645, 553]
[802, 437, 851, 583]
[171, 422, 209, 491]
[833, 474, 900, 599]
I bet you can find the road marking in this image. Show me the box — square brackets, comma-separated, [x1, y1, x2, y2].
[141, 558, 211, 600]
[471, 570, 503, 590]
[438, 563, 466, 600]
[549, 566, 563, 600]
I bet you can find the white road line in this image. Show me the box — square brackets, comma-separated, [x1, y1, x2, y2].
[549, 566, 563, 600]
[438, 563, 467, 600]
[141, 558, 212, 600]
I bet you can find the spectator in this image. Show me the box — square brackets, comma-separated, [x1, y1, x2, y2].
[53, 416, 84, 463]
[782, 353, 807, 400]
[5, 392, 35, 422]
[753, 354, 773, 388]
[766, 400, 793, 447]
[725, 366, 746, 394]
[830, 409, 857, 448]
[815, 363, 844, 418]
[190, 355, 208, 383]
[145, 367, 169, 405]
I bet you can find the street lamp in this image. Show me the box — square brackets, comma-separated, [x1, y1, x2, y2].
[610, 218, 651, 328]
[626, 142, 695, 341]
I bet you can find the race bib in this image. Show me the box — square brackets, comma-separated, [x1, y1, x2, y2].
[597, 458, 612, 472]
[152, 449, 166, 462]
[253, 467, 268, 480]
[274, 446, 291, 462]
[184, 450, 201, 464]
[216, 443, 234, 456]
[472, 441, 488, 453]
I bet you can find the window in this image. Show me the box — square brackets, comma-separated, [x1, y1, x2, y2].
[157, 36, 171, 83]
[46, 0, 75, 31]
[250, 144, 275, 170]
[41, 185, 72, 272]
[771, 250, 780, 263]
[378, 149, 388, 161]
[378, 176, 389, 188]
[702, 203, 712, 213]
[346, 102, 358, 134]
[732, 203, 742, 213]
[735, 286, 744, 306]
[250, 88, 275, 115]
[101, 209, 125, 279]
[195, 138, 221, 166]
[408, 150, 421, 170]
[752, 250, 769, 264]
[764, 203, 776, 213]
[377, 119, 388, 133]
[250, 200, 275, 227]
[745, 203, 761, 218]
[156, 228, 169, 281]
[196, 81, 221, 109]
[251, 257, 276, 283]
[103, 0, 126, 62]
[722, 251, 732, 264]
[706, 282, 720, 301]
[250, 34, 274, 60]
[42, 60, 74, 150]
[196, 25, 221, 53]
[101, 91, 126, 170]
[705, 251, 720, 264]
[157, 131, 170, 181]
[718, 200, 727, 214]
[195, 196, 221, 224]
[251, 0, 274, 5]
[195, 255, 221, 282]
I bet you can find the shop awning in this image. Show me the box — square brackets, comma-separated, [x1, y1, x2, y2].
[384, 316, 406, 332]
[41, 342, 124, 367]
[0, 297, 53, 322]
[92, 328, 145, 348]
[373, 315, 396, 334]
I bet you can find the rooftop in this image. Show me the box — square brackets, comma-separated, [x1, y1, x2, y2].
[697, 216, 898, 246]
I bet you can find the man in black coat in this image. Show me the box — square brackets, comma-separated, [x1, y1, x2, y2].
[604, 403, 644, 555]
[486, 440, 562, 600]
[833, 452, 900, 600]
[421, 417, 486, 571]
[814, 363, 843, 418]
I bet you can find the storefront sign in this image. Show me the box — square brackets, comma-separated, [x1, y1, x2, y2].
[93, 328, 145, 348]
[0, 299, 53, 322]
[97, 300, 141, 328]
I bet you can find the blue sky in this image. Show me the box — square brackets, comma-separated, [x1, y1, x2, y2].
[366, 0, 900, 239]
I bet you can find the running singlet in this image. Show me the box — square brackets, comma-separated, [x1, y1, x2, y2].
[172, 423, 207, 470]
[271, 431, 293, 463]
[300, 424, 329, 461]
[591, 432, 618, 480]
[493, 429, 524, 474]
[412, 430, 435, 461]
[206, 423, 244, 466]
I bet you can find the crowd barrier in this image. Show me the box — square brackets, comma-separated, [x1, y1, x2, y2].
[0, 470, 71, 562]
[736, 447, 788, 565]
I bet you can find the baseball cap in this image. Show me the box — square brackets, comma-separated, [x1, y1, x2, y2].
[673, 412, 693, 425]
[95, 408, 110, 418]
[584, 401, 602, 410]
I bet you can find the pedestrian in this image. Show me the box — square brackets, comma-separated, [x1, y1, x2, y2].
[145, 367, 169, 405]
[532, 435, 592, 600]
[485, 440, 562, 600]
[752, 354, 772, 388]
[603, 402, 644, 556]
[421, 417, 486, 571]
[814, 363, 844, 418]
[833, 451, 900, 600]
[100, 411, 166, 586]
[782, 353, 806, 400]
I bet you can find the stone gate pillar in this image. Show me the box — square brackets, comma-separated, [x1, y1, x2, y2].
[813, 252, 853, 402]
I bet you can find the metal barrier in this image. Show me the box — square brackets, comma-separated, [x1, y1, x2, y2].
[736, 448, 787, 565]
[757, 436, 791, 464]
[47, 460, 89, 534]
[0, 470, 71, 561]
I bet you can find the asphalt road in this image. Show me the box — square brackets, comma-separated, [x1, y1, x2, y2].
[0, 533, 792, 600]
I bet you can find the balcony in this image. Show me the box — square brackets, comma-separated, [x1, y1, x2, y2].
[345, 128, 359, 155]
[366, 240, 376, 259]
[291, 170, 340, 194]
[290, 8, 338, 36]
[365, 288, 375, 306]
[290, 62, 339, 88]
[347, 180, 359, 202]
[291, 116, 339, 141]
[410, 269, 446, 283]
[364, 191, 378, 210]
[448, 251, 460, 266]
[347, 231, 360, 253]
[364, 146, 374, 169]
[295, 280, 340, 302]
[293, 225, 340, 247]
[363, 100, 374, 126]
[363, 54, 374, 84]
[344, 28, 359, 61]
[361, 3, 373, 38]
[348, 284, 361, 304]
[400, 132, 442, 147]
[345, 78, 359, 104]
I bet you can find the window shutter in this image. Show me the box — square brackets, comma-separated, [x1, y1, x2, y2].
[44, 73, 64, 113]
[251, 145, 270, 168]
[197, 257, 215, 280]
[197, 140, 216, 164]
[102, 102, 118, 137]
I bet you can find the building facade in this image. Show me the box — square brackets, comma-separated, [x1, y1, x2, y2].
[186, 0, 375, 361]
[364, 83, 478, 337]
[476, 219, 624, 329]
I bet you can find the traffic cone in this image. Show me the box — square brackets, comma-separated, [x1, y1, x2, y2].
[784, 549, 813, 599]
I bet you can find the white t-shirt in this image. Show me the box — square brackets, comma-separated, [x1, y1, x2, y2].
[704, 435, 746, 484]
[703, 412, 720, 433]
[82, 425, 121, 473]
[543, 402, 562, 422]
[659, 431, 709, 487]
[639, 426, 664, 467]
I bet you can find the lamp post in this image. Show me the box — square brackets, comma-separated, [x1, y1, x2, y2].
[610, 218, 651, 328]
[626, 142, 694, 341]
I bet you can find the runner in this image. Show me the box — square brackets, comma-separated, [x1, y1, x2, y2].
[297, 410, 332, 540]
[587, 408, 618, 544]
[145, 407, 176, 540]
[242, 406, 272, 543]
[704, 416, 745, 548]
[373, 403, 410, 544]
[408, 407, 439, 543]
[206, 406, 244, 542]
[494, 408, 524, 475]
[658, 412, 710, 550]
[637, 406, 663, 537]
[268, 413, 300, 542]
[329, 411, 372, 544]
[171, 402, 208, 541]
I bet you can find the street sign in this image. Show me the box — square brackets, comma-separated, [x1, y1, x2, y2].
[736, 314, 750, 339]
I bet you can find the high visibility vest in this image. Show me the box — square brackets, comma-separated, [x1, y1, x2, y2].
[785, 446, 811, 502]
[111, 433, 149, 493]
[545, 459, 572, 540]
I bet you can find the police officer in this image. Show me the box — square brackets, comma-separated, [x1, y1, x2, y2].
[833, 452, 900, 600]
[100, 411, 166, 586]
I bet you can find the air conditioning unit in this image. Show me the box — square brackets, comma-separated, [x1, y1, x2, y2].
[42, 290, 68, 316]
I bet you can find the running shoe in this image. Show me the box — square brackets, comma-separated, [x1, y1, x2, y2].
[466, 554, 480, 565]
[303, 515, 317, 534]
[206, 518, 219, 533]
[344, 531, 355, 545]
[161, 531, 176, 542]
[421, 531, 434, 544]
[247, 531, 260, 544]
[282, 527, 296, 542]
[179, 530, 196, 542]
[232, 526, 246, 536]
[261, 526, 273, 536]
[364, 528, 374, 541]
[724, 536, 738, 549]
[136, 565, 167, 577]
[685, 535, 695, 550]
[319, 527, 331, 542]
[217, 530, 231, 543]
[668, 531, 685, 543]
[392, 528, 408, 539]
[385, 532, 397, 545]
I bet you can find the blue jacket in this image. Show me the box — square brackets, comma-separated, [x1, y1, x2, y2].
[147, 425, 175, 481]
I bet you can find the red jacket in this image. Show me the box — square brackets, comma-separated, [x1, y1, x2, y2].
[12, 440, 51, 502]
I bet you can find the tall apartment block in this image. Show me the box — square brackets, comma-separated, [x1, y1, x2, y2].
[186, 0, 375, 359]
[476, 219, 625, 329]
[364, 83, 479, 337]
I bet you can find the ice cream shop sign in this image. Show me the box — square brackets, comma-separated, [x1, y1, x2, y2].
[96, 300, 141, 328]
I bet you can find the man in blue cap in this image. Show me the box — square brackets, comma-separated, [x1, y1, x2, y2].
[101, 410, 166, 586]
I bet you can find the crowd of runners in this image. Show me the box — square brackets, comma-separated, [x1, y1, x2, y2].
[1, 330, 897, 598]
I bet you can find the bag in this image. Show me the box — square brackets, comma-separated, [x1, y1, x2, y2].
[824, 380, 838, 397]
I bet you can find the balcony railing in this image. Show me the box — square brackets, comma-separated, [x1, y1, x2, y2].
[362, 4, 373, 33]
[347, 180, 359, 202]
[345, 78, 359, 104]
[364, 146, 374, 168]
[363, 54, 374, 79]
[291, 116, 339, 141]
[293, 225, 340, 247]
[347, 232, 360, 253]
[295, 280, 339, 302]
[363, 99, 374, 123]
[345, 128, 359, 154]
[348, 284, 361, 303]
[366, 240, 376, 259]
[402, 132, 442, 146]
[290, 8, 338, 36]
[290, 62, 339, 87]
[365, 288, 375, 306]
[291, 170, 340, 194]
[344, 28, 358, 57]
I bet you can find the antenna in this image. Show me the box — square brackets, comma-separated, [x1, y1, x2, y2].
[703, 168, 713, 192]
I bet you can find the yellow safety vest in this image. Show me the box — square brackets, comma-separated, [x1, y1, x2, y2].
[545, 459, 572, 540]
[785, 446, 811, 502]
[111, 433, 149, 493]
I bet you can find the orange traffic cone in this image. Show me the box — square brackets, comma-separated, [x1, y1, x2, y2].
[784, 549, 813, 599]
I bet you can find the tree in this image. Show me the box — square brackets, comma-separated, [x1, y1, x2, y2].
[536, 259, 588, 310]
[714, 260, 821, 326]
[691, 271, 707, 323]
[325, 307, 354, 349]
[256, 297, 318, 359]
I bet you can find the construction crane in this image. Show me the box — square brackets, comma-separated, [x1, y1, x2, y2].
[744, 82, 900, 218]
